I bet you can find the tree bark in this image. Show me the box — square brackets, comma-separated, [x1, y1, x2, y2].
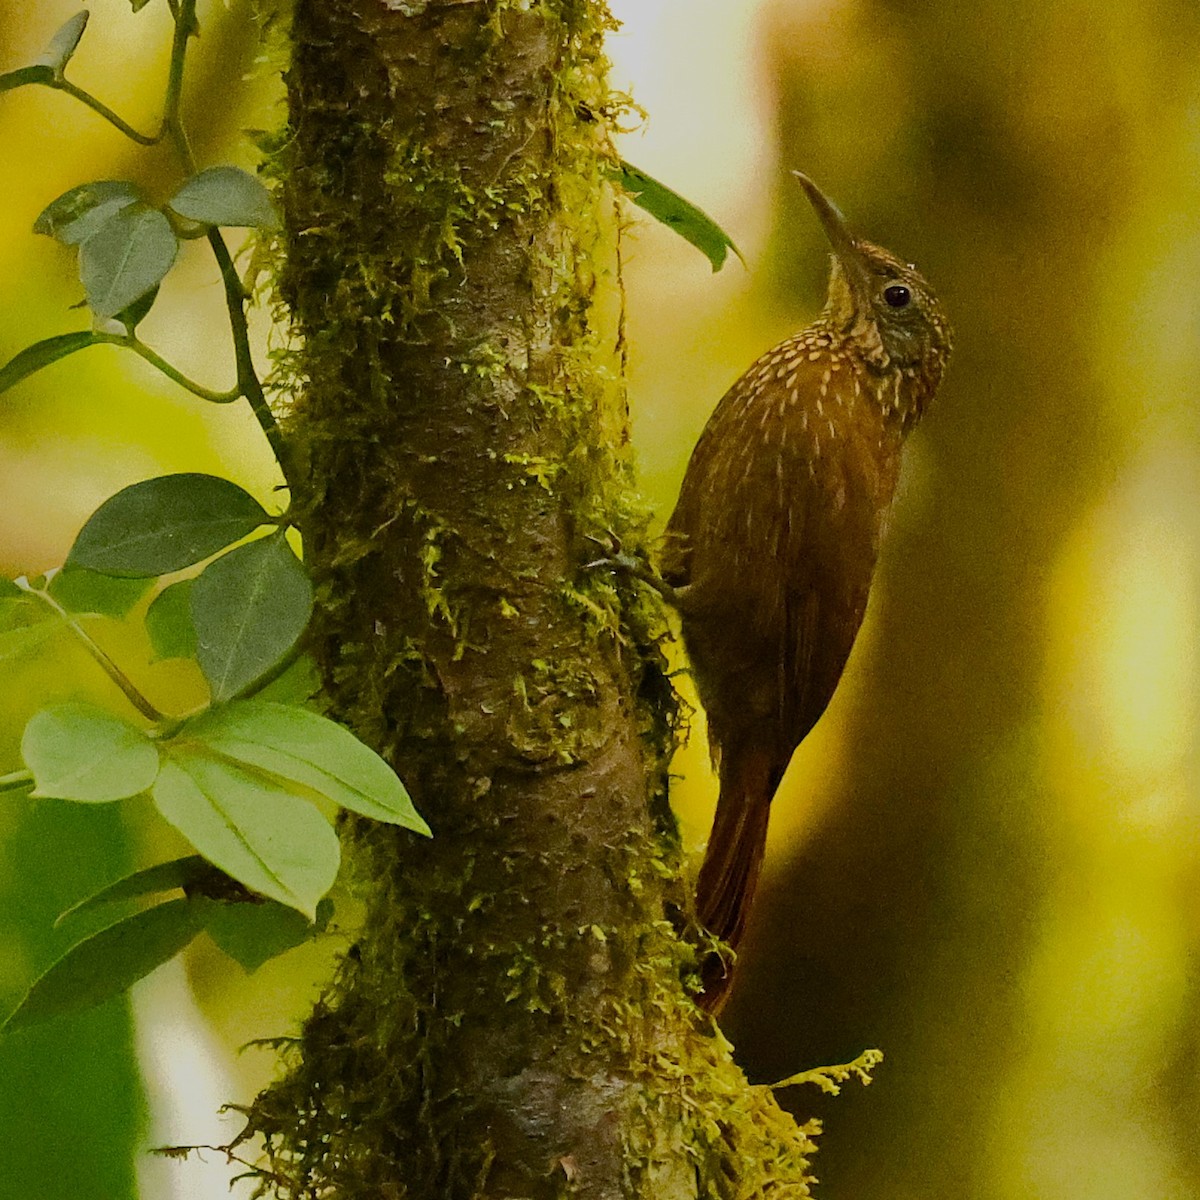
[242, 3, 820, 1196]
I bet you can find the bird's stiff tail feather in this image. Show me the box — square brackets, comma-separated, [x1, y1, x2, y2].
[694, 744, 782, 1013]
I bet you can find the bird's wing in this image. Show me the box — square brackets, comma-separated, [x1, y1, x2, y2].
[664, 350, 879, 757]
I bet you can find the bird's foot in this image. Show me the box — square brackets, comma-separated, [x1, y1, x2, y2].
[583, 532, 680, 605]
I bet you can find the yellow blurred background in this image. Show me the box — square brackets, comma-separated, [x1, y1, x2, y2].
[1, 1, 1198, 1196]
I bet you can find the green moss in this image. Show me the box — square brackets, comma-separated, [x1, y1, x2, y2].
[507, 655, 606, 763]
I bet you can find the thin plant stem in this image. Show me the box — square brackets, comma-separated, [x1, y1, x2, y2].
[125, 338, 241, 403]
[159, 0, 295, 490]
[160, 0, 198, 172]
[20, 583, 165, 724]
[207, 229, 296, 487]
[56, 79, 158, 145]
[42, 0, 294, 485]
[88, 331, 240, 403]
[0, 769, 34, 794]
[43, 0, 196, 155]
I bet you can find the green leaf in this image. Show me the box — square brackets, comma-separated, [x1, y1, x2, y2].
[152, 752, 339, 917]
[252, 653, 321, 704]
[79, 203, 179, 320]
[55, 855, 211, 926]
[116, 284, 159, 332]
[48, 566, 153, 618]
[609, 161, 744, 272]
[36, 11, 89, 74]
[0, 619, 57, 663]
[0, 582, 71, 660]
[2, 899, 206, 1032]
[189, 701, 430, 834]
[0, 65, 54, 94]
[168, 166, 279, 230]
[145, 579, 197, 661]
[192, 534, 313, 702]
[199, 896, 332, 973]
[67, 473, 271, 577]
[22, 702, 160, 803]
[131, 0, 155, 10]
[0, 332, 104, 395]
[35, 180, 142, 246]
[0, 588, 46, 631]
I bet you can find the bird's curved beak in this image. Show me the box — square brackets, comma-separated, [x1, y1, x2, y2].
[792, 170, 874, 307]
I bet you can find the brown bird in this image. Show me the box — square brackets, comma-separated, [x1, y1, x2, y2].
[661, 172, 952, 1011]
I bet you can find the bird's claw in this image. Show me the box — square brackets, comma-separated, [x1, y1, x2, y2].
[582, 533, 678, 605]
[582, 550, 644, 574]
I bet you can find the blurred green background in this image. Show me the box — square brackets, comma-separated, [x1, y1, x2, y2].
[2, 1, 1198, 1196]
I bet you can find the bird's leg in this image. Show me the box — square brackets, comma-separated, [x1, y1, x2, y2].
[582, 532, 682, 606]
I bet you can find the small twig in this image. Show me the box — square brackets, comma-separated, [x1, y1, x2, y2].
[124, 337, 240, 403]
[89, 331, 239, 403]
[19, 581, 165, 723]
[154, 0, 296, 489]
[55, 79, 158, 145]
[206, 229, 296, 489]
[149, 1143, 272, 1180]
[159, 0, 198, 172]
[42, 0, 196, 155]
[45, 0, 294, 485]
[582, 533, 680, 605]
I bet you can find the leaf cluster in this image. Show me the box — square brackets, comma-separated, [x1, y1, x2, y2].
[1, 474, 429, 1032]
[0, 5, 294, 472]
[0, 165, 278, 401]
[0, 2, 355, 1030]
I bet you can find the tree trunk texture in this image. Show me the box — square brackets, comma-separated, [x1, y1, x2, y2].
[242, 2, 819, 1196]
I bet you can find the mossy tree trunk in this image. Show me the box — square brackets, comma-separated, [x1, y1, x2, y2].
[243, 2, 819, 1196]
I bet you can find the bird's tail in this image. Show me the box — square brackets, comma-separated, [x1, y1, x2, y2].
[694, 743, 783, 1013]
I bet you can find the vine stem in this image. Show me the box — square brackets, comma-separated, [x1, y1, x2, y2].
[19, 582, 165, 724]
[206, 229, 297, 487]
[160, 0, 198, 170]
[162, 0, 296, 491]
[91, 332, 240, 403]
[126, 337, 241, 404]
[56, 80, 158, 145]
[37, 0, 295, 486]
[0, 770, 34, 794]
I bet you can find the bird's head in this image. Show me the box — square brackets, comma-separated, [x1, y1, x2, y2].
[794, 171, 953, 395]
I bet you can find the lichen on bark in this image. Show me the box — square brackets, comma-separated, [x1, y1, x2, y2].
[239, 2, 822, 1196]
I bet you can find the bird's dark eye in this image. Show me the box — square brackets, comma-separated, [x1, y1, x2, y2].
[883, 283, 912, 308]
